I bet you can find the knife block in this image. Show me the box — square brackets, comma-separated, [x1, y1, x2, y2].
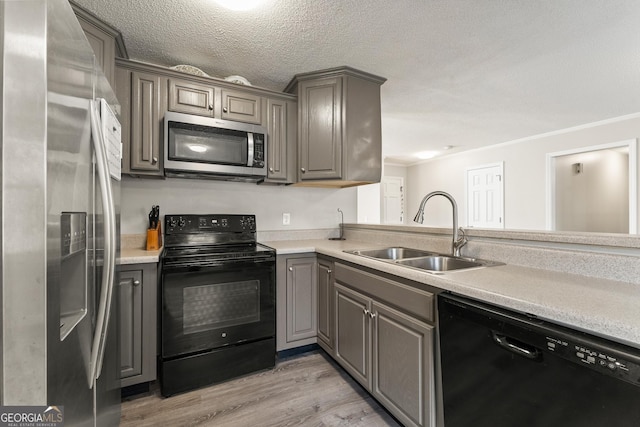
[146, 223, 162, 251]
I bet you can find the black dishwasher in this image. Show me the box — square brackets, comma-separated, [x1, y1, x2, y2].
[438, 293, 640, 427]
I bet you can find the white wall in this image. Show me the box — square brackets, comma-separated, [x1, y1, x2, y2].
[120, 177, 357, 234]
[356, 183, 381, 223]
[406, 114, 640, 231]
[356, 161, 408, 224]
[555, 150, 629, 233]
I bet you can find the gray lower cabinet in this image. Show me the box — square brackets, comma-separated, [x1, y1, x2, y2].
[276, 254, 318, 351]
[333, 263, 436, 427]
[119, 263, 157, 387]
[316, 256, 334, 353]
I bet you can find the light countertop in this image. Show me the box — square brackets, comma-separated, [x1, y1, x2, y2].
[120, 247, 162, 264]
[262, 239, 640, 350]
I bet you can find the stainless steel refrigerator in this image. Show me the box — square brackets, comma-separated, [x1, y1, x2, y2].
[1, 0, 122, 425]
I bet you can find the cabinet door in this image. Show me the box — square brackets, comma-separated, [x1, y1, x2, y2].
[119, 270, 143, 380]
[334, 283, 371, 389]
[265, 98, 293, 182]
[298, 77, 342, 180]
[372, 301, 435, 427]
[317, 258, 334, 350]
[77, 18, 116, 89]
[168, 79, 215, 117]
[131, 71, 162, 174]
[221, 89, 262, 124]
[286, 257, 318, 342]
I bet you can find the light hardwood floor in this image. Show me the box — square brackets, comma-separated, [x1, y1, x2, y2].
[121, 350, 402, 426]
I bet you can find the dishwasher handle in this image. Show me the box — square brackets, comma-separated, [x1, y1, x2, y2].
[492, 331, 542, 361]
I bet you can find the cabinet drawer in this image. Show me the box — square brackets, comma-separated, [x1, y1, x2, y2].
[334, 263, 434, 322]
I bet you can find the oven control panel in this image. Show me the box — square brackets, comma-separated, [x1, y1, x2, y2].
[165, 214, 256, 234]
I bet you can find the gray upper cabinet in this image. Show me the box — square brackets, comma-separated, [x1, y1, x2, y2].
[167, 80, 263, 124]
[116, 65, 165, 176]
[221, 89, 262, 124]
[168, 79, 215, 117]
[119, 263, 157, 388]
[285, 66, 386, 188]
[71, 1, 128, 90]
[264, 97, 297, 184]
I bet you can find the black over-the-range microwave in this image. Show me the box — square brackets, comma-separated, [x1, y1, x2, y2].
[163, 111, 268, 182]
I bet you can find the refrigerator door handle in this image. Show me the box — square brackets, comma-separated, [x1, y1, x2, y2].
[88, 99, 117, 388]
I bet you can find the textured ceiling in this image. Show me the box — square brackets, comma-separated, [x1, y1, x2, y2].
[73, 0, 640, 165]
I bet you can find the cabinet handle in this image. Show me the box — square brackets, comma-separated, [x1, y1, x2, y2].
[223, 107, 228, 113]
[289, 267, 293, 272]
[208, 104, 214, 110]
[133, 280, 140, 286]
[369, 311, 377, 319]
[269, 167, 274, 172]
[327, 269, 332, 274]
[363, 308, 369, 316]
[300, 168, 306, 173]
[152, 157, 158, 164]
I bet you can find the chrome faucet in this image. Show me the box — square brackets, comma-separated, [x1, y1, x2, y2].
[413, 191, 468, 256]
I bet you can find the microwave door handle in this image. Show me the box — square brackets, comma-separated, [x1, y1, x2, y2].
[247, 133, 254, 167]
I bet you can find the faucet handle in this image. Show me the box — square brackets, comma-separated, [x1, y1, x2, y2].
[455, 227, 468, 250]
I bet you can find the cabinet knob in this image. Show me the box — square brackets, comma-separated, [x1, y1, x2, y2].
[152, 157, 158, 164]
[369, 311, 377, 319]
[223, 107, 228, 113]
[133, 280, 141, 286]
[363, 308, 369, 316]
[289, 267, 293, 272]
[327, 269, 332, 274]
[300, 168, 306, 173]
[209, 104, 214, 110]
[269, 167, 274, 173]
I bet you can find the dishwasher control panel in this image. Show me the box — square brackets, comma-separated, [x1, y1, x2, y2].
[545, 336, 640, 386]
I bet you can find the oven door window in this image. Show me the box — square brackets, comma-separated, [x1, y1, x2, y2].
[168, 121, 248, 166]
[162, 262, 274, 358]
[183, 280, 260, 334]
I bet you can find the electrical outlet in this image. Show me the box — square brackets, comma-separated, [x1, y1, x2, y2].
[282, 213, 291, 225]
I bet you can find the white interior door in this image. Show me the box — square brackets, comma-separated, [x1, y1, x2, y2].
[382, 176, 404, 224]
[466, 163, 504, 228]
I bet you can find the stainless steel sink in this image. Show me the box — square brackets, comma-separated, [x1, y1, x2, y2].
[346, 247, 437, 260]
[397, 255, 489, 272]
[346, 247, 503, 274]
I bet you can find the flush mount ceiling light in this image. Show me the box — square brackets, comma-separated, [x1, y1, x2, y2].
[415, 151, 438, 160]
[214, 0, 269, 11]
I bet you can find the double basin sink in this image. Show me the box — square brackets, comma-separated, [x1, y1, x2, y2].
[345, 247, 503, 274]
